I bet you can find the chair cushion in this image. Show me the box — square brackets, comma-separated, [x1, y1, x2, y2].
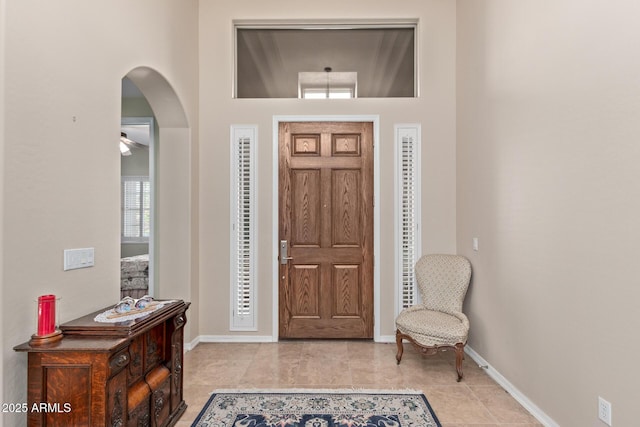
[396, 307, 469, 347]
[416, 254, 471, 315]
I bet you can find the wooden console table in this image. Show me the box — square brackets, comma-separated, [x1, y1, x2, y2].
[14, 300, 190, 427]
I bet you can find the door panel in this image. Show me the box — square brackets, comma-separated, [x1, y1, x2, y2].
[332, 169, 361, 246]
[279, 121, 373, 339]
[332, 264, 361, 317]
[291, 264, 321, 318]
[291, 170, 322, 246]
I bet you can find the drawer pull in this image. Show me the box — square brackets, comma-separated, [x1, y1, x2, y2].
[110, 353, 129, 371]
[116, 354, 129, 367]
[174, 314, 186, 327]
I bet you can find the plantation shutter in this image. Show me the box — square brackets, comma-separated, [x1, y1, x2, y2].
[230, 125, 257, 330]
[121, 176, 151, 242]
[395, 125, 421, 314]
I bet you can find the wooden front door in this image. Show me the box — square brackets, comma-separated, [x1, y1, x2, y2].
[279, 121, 374, 339]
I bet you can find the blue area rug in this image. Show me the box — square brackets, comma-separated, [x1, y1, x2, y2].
[191, 390, 441, 427]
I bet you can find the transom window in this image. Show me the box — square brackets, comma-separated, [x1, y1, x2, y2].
[235, 22, 416, 99]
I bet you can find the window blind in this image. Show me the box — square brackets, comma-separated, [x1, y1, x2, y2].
[121, 176, 150, 242]
[395, 125, 421, 314]
[230, 126, 257, 330]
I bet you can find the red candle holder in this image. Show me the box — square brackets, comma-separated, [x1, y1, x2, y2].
[30, 294, 62, 346]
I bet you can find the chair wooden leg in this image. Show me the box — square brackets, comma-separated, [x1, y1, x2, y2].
[455, 343, 465, 382]
[395, 330, 404, 365]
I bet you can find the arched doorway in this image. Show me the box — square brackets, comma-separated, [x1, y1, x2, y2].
[121, 67, 192, 302]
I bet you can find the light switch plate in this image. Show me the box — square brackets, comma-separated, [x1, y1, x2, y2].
[64, 248, 95, 271]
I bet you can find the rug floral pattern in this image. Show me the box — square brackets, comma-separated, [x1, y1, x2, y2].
[192, 391, 441, 427]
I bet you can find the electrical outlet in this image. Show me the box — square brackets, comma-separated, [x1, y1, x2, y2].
[598, 396, 612, 426]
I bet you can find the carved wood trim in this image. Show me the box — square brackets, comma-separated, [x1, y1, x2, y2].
[395, 329, 466, 382]
[174, 314, 186, 329]
[153, 389, 165, 422]
[111, 388, 124, 427]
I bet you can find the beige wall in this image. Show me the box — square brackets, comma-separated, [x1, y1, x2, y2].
[457, 0, 640, 425]
[0, 0, 6, 417]
[198, 0, 458, 338]
[1, 1, 199, 425]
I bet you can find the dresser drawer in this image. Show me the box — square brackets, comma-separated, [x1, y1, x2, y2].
[127, 380, 151, 427]
[146, 365, 171, 427]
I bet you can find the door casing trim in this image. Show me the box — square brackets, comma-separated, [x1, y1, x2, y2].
[272, 115, 381, 341]
[121, 116, 155, 298]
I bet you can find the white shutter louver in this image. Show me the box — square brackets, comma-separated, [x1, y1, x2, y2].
[121, 176, 151, 242]
[395, 125, 421, 315]
[230, 126, 257, 330]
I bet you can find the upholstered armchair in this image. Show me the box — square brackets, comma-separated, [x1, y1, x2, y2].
[395, 254, 472, 381]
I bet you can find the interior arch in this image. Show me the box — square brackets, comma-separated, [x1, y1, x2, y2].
[125, 66, 189, 128]
[121, 66, 193, 315]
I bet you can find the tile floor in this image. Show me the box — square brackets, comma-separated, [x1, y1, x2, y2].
[175, 341, 542, 427]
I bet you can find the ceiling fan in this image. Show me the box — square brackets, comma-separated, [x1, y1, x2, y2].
[119, 132, 148, 156]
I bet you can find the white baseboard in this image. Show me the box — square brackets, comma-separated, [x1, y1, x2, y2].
[377, 335, 396, 343]
[464, 346, 559, 427]
[184, 336, 200, 352]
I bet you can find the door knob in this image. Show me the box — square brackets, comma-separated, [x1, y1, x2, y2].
[280, 240, 293, 264]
